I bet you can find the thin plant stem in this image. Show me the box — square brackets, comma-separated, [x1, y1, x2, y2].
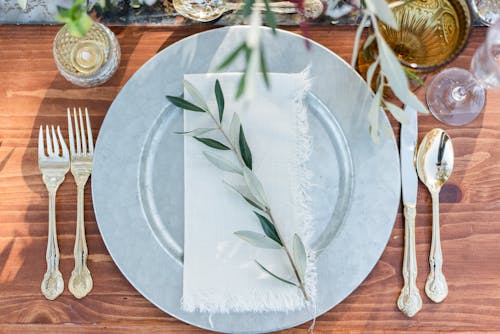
[265, 208, 309, 301]
[204, 108, 247, 167]
[203, 107, 309, 301]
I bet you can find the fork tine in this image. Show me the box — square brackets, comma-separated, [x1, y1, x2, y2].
[45, 125, 54, 157]
[51, 126, 60, 156]
[67, 107, 75, 156]
[73, 107, 81, 154]
[38, 125, 45, 159]
[79, 107, 87, 154]
[85, 108, 94, 155]
[57, 126, 69, 158]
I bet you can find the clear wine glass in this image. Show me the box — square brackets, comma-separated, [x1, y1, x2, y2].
[426, 19, 500, 126]
[471, 0, 499, 26]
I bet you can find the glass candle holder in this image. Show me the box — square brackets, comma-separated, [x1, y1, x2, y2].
[53, 22, 121, 87]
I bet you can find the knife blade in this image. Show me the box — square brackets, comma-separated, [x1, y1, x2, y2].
[397, 104, 422, 317]
[401, 105, 418, 204]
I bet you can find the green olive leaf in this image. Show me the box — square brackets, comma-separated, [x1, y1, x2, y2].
[183, 80, 209, 111]
[234, 230, 282, 249]
[351, 14, 369, 68]
[236, 68, 248, 99]
[366, 58, 380, 88]
[223, 180, 265, 211]
[174, 128, 215, 136]
[254, 212, 281, 245]
[403, 67, 426, 88]
[368, 82, 383, 144]
[384, 101, 410, 124]
[217, 42, 246, 70]
[260, 48, 270, 87]
[239, 125, 253, 170]
[263, 0, 277, 32]
[193, 137, 230, 150]
[255, 260, 297, 286]
[229, 113, 241, 146]
[214, 79, 224, 122]
[363, 34, 376, 52]
[203, 151, 242, 174]
[166, 96, 207, 113]
[243, 167, 267, 206]
[242, 0, 256, 17]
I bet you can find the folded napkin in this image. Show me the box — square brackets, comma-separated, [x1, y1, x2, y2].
[182, 72, 315, 313]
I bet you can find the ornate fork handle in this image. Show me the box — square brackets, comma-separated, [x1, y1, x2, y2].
[397, 204, 422, 317]
[41, 174, 65, 300]
[425, 191, 448, 303]
[69, 172, 93, 299]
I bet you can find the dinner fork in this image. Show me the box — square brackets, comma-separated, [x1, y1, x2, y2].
[38, 125, 70, 300]
[67, 107, 94, 299]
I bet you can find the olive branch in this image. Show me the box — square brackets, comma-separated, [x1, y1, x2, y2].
[167, 79, 310, 301]
[351, 0, 428, 142]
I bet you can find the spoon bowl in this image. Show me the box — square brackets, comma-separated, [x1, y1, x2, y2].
[416, 128, 454, 303]
[416, 128, 454, 191]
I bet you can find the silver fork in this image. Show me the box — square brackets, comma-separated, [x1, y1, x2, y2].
[67, 107, 94, 299]
[38, 125, 70, 300]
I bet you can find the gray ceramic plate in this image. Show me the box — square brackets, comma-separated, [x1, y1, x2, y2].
[92, 26, 400, 333]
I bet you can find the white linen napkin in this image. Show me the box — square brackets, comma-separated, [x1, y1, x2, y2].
[182, 72, 315, 313]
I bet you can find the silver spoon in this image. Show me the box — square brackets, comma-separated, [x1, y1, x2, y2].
[172, 0, 325, 22]
[416, 128, 454, 303]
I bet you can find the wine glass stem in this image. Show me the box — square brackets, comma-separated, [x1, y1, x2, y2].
[450, 79, 480, 102]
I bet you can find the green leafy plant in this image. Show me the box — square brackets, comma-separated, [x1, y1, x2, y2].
[167, 80, 310, 301]
[55, 0, 106, 38]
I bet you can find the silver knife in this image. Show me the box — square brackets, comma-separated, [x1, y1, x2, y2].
[397, 105, 422, 317]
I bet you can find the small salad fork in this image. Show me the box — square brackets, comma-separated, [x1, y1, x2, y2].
[38, 125, 70, 300]
[67, 107, 94, 299]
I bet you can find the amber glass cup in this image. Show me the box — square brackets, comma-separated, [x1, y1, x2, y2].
[378, 0, 472, 73]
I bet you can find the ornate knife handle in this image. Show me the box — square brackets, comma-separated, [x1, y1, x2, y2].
[425, 191, 448, 303]
[397, 204, 422, 317]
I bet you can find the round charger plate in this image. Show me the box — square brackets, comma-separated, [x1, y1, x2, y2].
[92, 26, 400, 333]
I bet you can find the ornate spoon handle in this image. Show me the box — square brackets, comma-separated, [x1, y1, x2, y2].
[425, 191, 448, 303]
[69, 181, 93, 299]
[397, 204, 422, 317]
[41, 188, 64, 300]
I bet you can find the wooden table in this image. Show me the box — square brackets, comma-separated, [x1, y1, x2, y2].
[1, 24, 499, 333]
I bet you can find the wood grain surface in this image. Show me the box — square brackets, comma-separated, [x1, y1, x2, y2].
[0, 24, 499, 333]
